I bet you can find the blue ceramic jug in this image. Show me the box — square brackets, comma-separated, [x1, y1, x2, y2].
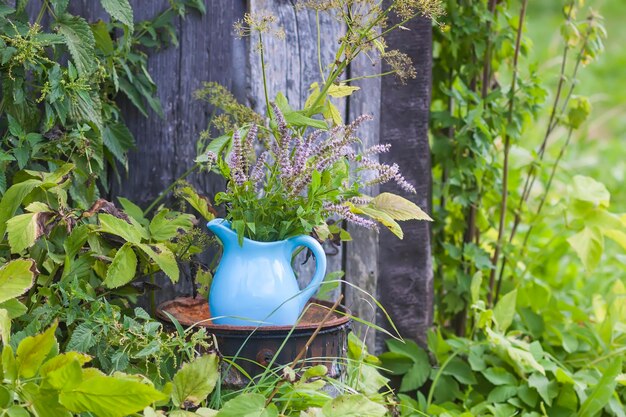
[207, 218, 327, 326]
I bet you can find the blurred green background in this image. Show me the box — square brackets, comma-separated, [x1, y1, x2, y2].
[527, 0, 626, 210]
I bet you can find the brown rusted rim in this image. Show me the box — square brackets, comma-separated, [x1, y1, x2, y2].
[156, 297, 352, 334]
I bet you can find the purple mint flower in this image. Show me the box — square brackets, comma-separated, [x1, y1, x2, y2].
[393, 172, 417, 193]
[229, 130, 247, 186]
[363, 143, 391, 156]
[270, 103, 294, 182]
[243, 124, 258, 170]
[205, 151, 217, 165]
[250, 150, 269, 186]
[348, 196, 371, 205]
[323, 203, 378, 231]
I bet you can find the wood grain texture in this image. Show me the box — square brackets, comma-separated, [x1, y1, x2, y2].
[248, 1, 345, 300]
[344, 52, 381, 352]
[63, 0, 247, 305]
[376, 15, 434, 350]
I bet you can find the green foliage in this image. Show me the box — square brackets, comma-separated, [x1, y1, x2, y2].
[0, 0, 204, 202]
[370, 0, 626, 416]
[172, 354, 219, 408]
[1, 324, 167, 417]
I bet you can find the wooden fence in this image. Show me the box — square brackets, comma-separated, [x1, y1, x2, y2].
[52, 0, 433, 351]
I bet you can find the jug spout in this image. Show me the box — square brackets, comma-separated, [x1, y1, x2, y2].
[207, 218, 237, 246]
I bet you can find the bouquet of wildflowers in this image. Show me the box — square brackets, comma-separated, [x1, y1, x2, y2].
[203, 102, 431, 243]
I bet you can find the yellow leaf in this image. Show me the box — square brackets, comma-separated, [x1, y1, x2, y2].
[304, 83, 321, 109]
[323, 101, 343, 126]
[368, 193, 432, 221]
[327, 84, 360, 98]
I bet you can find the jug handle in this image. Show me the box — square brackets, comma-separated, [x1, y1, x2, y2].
[286, 235, 327, 309]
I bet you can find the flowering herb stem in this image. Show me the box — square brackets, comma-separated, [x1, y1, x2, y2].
[316, 11, 325, 83]
[259, 32, 271, 118]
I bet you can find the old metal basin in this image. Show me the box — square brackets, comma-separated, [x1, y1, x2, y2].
[157, 297, 351, 385]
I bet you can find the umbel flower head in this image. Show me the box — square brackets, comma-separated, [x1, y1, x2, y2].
[209, 103, 421, 242]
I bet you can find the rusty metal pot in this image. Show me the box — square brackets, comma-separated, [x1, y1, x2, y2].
[157, 297, 351, 386]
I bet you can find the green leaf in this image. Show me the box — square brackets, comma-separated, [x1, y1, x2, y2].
[487, 385, 518, 403]
[172, 354, 219, 407]
[566, 96, 591, 129]
[91, 20, 114, 54]
[44, 357, 83, 391]
[0, 259, 37, 304]
[442, 357, 477, 385]
[16, 323, 58, 378]
[118, 78, 149, 117]
[327, 84, 360, 98]
[104, 243, 137, 288]
[321, 394, 387, 417]
[57, 14, 96, 76]
[41, 352, 92, 378]
[216, 393, 279, 417]
[323, 101, 343, 126]
[284, 111, 327, 130]
[570, 175, 610, 207]
[137, 243, 179, 283]
[378, 352, 413, 375]
[368, 193, 432, 221]
[470, 271, 482, 304]
[493, 289, 517, 332]
[386, 339, 429, 362]
[177, 185, 216, 222]
[355, 206, 403, 238]
[51, 0, 69, 13]
[103, 123, 135, 165]
[59, 373, 167, 417]
[352, 363, 389, 395]
[64, 224, 90, 259]
[0, 385, 9, 409]
[66, 324, 95, 352]
[99, 213, 146, 244]
[199, 134, 230, 159]
[21, 382, 70, 417]
[0, 299, 28, 319]
[6, 212, 43, 253]
[567, 227, 604, 271]
[117, 197, 147, 224]
[481, 367, 517, 386]
[0, 179, 42, 237]
[100, 0, 134, 28]
[577, 358, 622, 417]
[149, 209, 194, 241]
[0, 309, 10, 345]
[528, 372, 557, 406]
[399, 361, 430, 392]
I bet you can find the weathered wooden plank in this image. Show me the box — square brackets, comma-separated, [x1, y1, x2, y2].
[376, 16, 434, 349]
[344, 54, 382, 352]
[248, 1, 346, 301]
[96, 0, 246, 305]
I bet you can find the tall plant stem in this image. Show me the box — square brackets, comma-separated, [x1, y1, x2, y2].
[259, 33, 271, 118]
[520, 128, 574, 252]
[143, 163, 199, 215]
[487, 0, 528, 307]
[481, 0, 498, 99]
[496, 7, 590, 289]
[316, 11, 325, 83]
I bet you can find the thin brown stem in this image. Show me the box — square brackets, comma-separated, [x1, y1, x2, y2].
[488, 0, 528, 307]
[521, 128, 574, 252]
[481, 0, 499, 99]
[265, 295, 343, 406]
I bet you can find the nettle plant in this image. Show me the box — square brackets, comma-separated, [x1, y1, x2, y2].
[0, 0, 205, 204]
